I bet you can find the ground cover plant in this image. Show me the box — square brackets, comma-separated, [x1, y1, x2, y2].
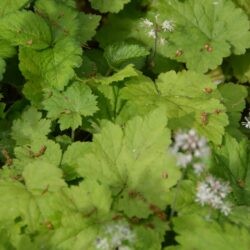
[0, 0, 249, 249]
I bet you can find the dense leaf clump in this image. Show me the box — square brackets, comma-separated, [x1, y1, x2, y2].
[0, 0, 249, 249]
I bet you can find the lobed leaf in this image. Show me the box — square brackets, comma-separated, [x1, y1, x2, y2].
[43, 82, 98, 130]
[0, 0, 30, 17]
[121, 70, 229, 144]
[104, 42, 149, 69]
[78, 108, 181, 218]
[78, 13, 101, 45]
[11, 107, 51, 146]
[153, 0, 250, 72]
[0, 11, 52, 49]
[90, 0, 131, 13]
[89, 64, 139, 85]
[19, 38, 82, 91]
[173, 214, 250, 250]
[35, 0, 80, 43]
[218, 83, 248, 138]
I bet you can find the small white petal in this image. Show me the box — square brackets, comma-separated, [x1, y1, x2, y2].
[193, 162, 204, 175]
[148, 29, 156, 38]
[242, 116, 250, 128]
[195, 175, 231, 215]
[159, 37, 166, 45]
[141, 18, 154, 27]
[162, 20, 175, 32]
[220, 203, 231, 216]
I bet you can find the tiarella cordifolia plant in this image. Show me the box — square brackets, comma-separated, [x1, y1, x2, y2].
[0, 0, 249, 249]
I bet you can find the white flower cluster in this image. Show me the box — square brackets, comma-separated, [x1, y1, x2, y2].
[95, 222, 136, 250]
[141, 15, 175, 45]
[171, 129, 210, 175]
[195, 175, 231, 216]
[241, 114, 250, 129]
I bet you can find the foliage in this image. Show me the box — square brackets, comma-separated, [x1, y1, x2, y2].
[0, 0, 249, 249]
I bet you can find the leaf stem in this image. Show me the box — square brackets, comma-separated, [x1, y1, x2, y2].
[147, 24, 159, 69]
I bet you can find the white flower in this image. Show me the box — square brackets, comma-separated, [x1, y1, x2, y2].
[141, 18, 153, 27]
[172, 129, 210, 158]
[95, 222, 136, 249]
[159, 37, 166, 45]
[242, 116, 250, 129]
[195, 182, 213, 206]
[148, 29, 156, 38]
[171, 129, 210, 173]
[175, 152, 193, 168]
[96, 238, 109, 250]
[220, 203, 231, 216]
[195, 175, 231, 215]
[193, 162, 205, 175]
[154, 14, 159, 22]
[213, 79, 223, 85]
[118, 246, 132, 250]
[162, 20, 175, 32]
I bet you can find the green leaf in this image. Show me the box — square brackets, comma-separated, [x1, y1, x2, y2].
[0, 229, 15, 250]
[0, 180, 33, 222]
[0, 39, 16, 58]
[104, 42, 149, 69]
[13, 140, 62, 172]
[173, 214, 250, 250]
[0, 0, 30, 17]
[121, 70, 228, 144]
[96, 5, 141, 48]
[211, 134, 250, 205]
[218, 83, 248, 138]
[97, 0, 250, 73]
[0, 58, 6, 81]
[0, 11, 52, 49]
[19, 38, 82, 91]
[61, 142, 91, 180]
[152, 0, 250, 72]
[78, 13, 101, 45]
[93, 83, 127, 123]
[230, 50, 250, 83]
[35, 0, 80, 43]
[233, 0, 250, 15]
[165, 180, 198, 215]
[48, 213, 98, 250]
[11, 107, 51, 146]
[23, 160, 66, 195]
[229, 206, 250, 229]
[64, 179, 112, 216]
[90, 0, 131, 13]
[0, 179, 67, 233]
[43, 82, 98, 130]
[0, 103, 5, 118]
[134, 222, 168, 250]
[90, 64, 138, 85]
[78, 108, 181, 218]
[60, 0, 76, 8]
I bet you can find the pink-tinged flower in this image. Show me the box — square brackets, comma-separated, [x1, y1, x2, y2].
[195, 175, 231, 215]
